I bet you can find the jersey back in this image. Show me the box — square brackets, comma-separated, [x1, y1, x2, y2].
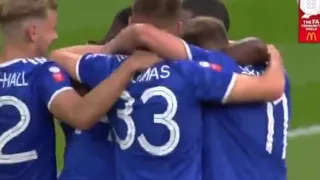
[71, 54, 129, 180]
[60, 117, 116, 180]
[109, 62, 204, 180]
[58, 88, 114, 180]
[184, 44, 291, 180]
[0, 58, 71, 180]
[76, 53, 235, 180]
[204, 68, 291, 180]
[203, 65, 290, 180]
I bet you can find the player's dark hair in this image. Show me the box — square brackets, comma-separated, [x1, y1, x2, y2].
[182, 0, 230, 31]
[224, 38, 270, 66]
[182, 16, 229, 50]
[132, 0, 181, 21]
[71, 79, 90, 96]
[91, 7, 132, 45]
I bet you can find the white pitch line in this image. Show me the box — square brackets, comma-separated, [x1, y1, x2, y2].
[288, 124, 320, 139]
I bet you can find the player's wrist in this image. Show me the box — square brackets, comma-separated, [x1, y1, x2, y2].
[122, 59, 139, 73]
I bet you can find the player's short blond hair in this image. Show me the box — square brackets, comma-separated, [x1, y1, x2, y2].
[182, 16, 229, 50]
[0, 0, 56, 24]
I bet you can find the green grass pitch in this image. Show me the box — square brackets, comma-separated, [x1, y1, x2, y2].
[55, 0, 320, 179]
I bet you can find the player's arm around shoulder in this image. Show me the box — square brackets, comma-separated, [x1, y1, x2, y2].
[59, 45, 103, 54]
[46, 51, 161, 130]
[36, 61, 88, 129]
[44, 60, 134, 130]
[103, 23, 190, 59]
[49, 49, 83, 80]
[224, 45, 285, 103]
[186, 45, 284, 104]
[49, 46, 104, 80]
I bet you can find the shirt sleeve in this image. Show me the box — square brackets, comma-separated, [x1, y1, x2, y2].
[182, 42, 231, 62]
[37, 62, 73, 109]
[76, 53, 126, 88]
[182, 43, 239, 73]
[182, 41, 210, 60]
[182, 42, 230, 62]
[177, 61, 237, 103]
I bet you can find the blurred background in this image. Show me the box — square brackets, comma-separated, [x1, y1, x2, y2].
[54, 0, 320, 179]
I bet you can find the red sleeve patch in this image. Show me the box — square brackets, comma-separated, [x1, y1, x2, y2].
[49, 67, 65, 82]
[199, 61, 222, 72]
[210, 64, 222, 72]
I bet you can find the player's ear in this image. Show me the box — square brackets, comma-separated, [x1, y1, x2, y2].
[128, 16, 133, 25]
[24, 24, 37, 42]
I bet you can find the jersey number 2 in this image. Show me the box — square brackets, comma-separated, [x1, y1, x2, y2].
[114, 86, 180, 156]
[0, 96, 38, 164]
[266, 93, 289, 159]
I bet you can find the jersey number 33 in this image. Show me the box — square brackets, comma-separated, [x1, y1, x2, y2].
[114, 86, 180, 157]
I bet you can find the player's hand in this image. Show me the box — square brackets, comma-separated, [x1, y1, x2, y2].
[126, 50, 162, 72]
[102, 25, 138, 54]
[267, 44, 283, 68]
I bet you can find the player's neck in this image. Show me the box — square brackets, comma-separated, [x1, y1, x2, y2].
[0, 41, 36, 64]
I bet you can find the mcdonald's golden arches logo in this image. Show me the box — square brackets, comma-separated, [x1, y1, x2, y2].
[306, 32, 317, 41]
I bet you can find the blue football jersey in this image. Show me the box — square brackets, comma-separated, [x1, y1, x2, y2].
[60, 116, 115, 180]
[0, 58, 72, 180]
[185, 44, 291, 180]
[58, 121, 74, 172]
[60, 53, 120, 180]
[59, 122, 74, 143]
[76, 53, 236, 180]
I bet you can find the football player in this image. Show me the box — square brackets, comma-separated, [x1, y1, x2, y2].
[107, 16, 291, 180]
[50, 0, 285, 179]
[0, 0, 160, 179]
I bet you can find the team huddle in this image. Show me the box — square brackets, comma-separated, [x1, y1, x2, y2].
[0, 0, 291, 180]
